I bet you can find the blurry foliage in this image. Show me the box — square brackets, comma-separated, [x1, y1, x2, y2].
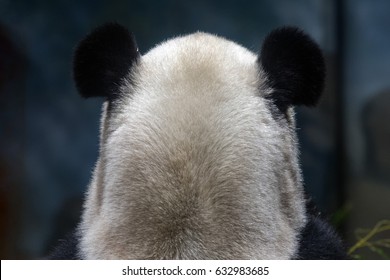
[349, 220, 390, 259]
[331, 203, 390, 259]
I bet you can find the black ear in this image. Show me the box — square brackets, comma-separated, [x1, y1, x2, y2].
[73, 22, 140, 99]
[259, 27, 325, 111]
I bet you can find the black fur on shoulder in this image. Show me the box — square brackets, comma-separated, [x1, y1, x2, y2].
[47, 231, 80, 260]
[73, 22, 139, 100]
[259, 27, 325, 112]
[297, 215, 346, 259]
[296, 199, 347, 260]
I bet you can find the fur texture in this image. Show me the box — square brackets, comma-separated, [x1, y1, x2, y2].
[48, 205, 346, 260]
[64, 24, 343, 259]
[77, 30, 307, 259]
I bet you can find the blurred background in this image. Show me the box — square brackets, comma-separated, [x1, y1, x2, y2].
[0, 0, 389, 259]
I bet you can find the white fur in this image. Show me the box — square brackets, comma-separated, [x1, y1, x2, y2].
[79, 32, 306, 259]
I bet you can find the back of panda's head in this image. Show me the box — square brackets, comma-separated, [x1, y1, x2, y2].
[73, 23, 325, 259]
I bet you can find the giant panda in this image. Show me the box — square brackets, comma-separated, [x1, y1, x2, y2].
[49, 23, 345, 259]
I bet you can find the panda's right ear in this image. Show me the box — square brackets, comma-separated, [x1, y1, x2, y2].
[73, 22, 140, 99]
[259, 27, 325, 112]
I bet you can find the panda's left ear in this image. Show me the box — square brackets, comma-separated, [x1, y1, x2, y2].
[259, 27, 325, 111]
[73, 22, 140, 99]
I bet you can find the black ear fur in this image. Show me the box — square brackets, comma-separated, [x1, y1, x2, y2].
[73, 22, 139, 99]
[259, 27, 325, 111]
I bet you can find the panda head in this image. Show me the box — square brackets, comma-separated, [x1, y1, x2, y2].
[74, 23, 325, 259]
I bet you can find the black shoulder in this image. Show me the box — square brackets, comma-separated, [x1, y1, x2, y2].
[47, 231, 81, 260]
[297, 212, 347, 260]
